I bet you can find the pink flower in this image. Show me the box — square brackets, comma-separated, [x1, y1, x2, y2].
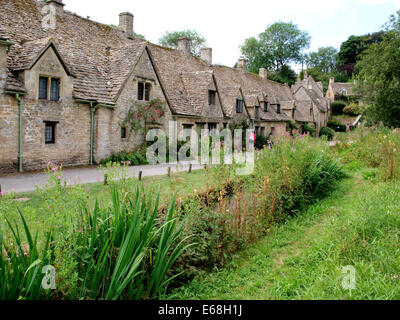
[57, 176, 61, 180]
[0, 191, 4, 195]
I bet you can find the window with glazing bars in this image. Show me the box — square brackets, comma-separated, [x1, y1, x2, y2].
[138, 82, 144, 100]
[45, 122, 56, 144]
[39, 77, 48, 100]
[236, 99, 243, 113]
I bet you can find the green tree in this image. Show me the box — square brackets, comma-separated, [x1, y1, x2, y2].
[306, 47, 338, 73]
[268, 65, 297, 86]
[240, 22, 311, 73]
[355, 11, 400, 127]
[158, 29, 206, 56]
[337, 32, 385, 76]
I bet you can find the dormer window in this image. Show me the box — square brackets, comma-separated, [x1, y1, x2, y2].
[208, 90, 216, 106]
[255, 106, 260, 119]
[277, 104, 281, 114]
[39, 76, 60, 101]
[263, 102, 268, 112]
[145, 83, 151, 101]
[236, 99, 244, 113]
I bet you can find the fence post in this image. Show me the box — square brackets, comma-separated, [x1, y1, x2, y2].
[168, 167, 171, 177]
[189, 164, 192, 173]
[104, 174, 108, 186]
[138, 171, 143, 181]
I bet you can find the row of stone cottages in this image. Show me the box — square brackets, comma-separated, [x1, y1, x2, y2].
[0, 0, 331, 174]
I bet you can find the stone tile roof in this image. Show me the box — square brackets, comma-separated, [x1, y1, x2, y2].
[148, 43, 214, 116]
[332, 82, 354, 96]
[294, 101, 313, 123]
[0, 0, 147, 104]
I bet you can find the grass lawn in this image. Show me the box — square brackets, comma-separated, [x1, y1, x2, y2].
[0, 168, 215, 242]
[170, 170, 400, 300]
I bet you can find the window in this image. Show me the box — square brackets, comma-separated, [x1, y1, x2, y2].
[277, 104, 281, 114]
[50, 78, 60, 101]
[39, 77, 60, 101]
[342, 89, 347, 95]
[121, 127, 127, 140]
[255, 107, 260, 119]
[208, 90, 216, 106]
[44, 122, 57, 144]
[208, 123, 217, 135]
[263, 102, 268, 112]
[145, 83, 151, 101]
[236, 99, 243, 113]
[138, 82, 144, 100]
[39, 77, 48, 100]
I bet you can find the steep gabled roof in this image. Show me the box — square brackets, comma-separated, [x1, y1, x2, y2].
[0, 0, 148, 104]
[331, 82, 354, 96]
[148, 43, 212, 116]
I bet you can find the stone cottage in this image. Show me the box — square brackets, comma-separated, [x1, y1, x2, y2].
[291, 74, 331, 134]
[326, 77, 356, 102]
[0, 0, 331, 174]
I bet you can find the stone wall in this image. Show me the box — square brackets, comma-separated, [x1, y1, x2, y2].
[93, 48, 170, 163]
[0, 46, 90, 174]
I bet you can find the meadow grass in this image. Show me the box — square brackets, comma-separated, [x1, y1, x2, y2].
[169, 166, 400, 300]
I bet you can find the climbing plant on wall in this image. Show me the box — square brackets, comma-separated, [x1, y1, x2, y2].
[122, 99, 166, 136]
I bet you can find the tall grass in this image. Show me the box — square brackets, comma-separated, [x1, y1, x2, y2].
[0, 185, 191, 300]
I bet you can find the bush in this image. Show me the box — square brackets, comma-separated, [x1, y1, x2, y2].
[319, 127, 335, 140]
[255, 135, 269, 150]
[328, 120, 347, 133]
[331, 101, 347, 115]
[99, 146, 149, 166]
[303, 123, 316, 136]
[343, 103, 362, 116]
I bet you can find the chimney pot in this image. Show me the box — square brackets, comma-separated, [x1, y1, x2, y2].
[259, 68, 267, 80]
[237, 58, 246, 70]
[329, 77, 335, 85]
[46, 0, 65, 15]
[200, 48, 212, 64]
[177, 38, 191, 54]
[119, 12, 134, 39]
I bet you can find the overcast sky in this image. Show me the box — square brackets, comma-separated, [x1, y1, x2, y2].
[63, 0, 399, 67]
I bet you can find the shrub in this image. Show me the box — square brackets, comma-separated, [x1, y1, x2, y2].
[328, 120, 347, 133]
[343, 103, 362, 116]
[255, 135, 269, 150]
[99, 146, 149, 166]
[319, 127, 335, 140]
[331, 101, 347, 115]
[303, 123, 316, 136]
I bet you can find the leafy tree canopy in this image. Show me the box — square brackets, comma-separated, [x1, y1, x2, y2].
[337, 32, 385, 76]
[355, 11, 400, 127]
[240, 22, 311, 73]
[305, 46, 338, 74]
[158, 29, 206, 56]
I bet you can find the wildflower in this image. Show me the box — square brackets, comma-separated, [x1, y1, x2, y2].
[57, 176, 61, 179]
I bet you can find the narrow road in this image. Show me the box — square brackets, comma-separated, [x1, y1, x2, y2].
[0, 161, 203, 194]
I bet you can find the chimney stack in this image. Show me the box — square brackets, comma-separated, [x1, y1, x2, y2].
[259, 68, 267, 80]
[177, 37, 191, 54]
[237, 58, 246, 71]
[46, 0, 65, 16]
[329, 77, 335, 86]
[200, 48, 212, 64]
[119, 12, 134, 39]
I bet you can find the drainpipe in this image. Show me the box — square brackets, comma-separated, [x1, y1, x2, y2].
[5, 91, 25, 172]
[75, 99, 116, 166]
[16, 94, 23, 172]
[89, 103, 97, 166]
